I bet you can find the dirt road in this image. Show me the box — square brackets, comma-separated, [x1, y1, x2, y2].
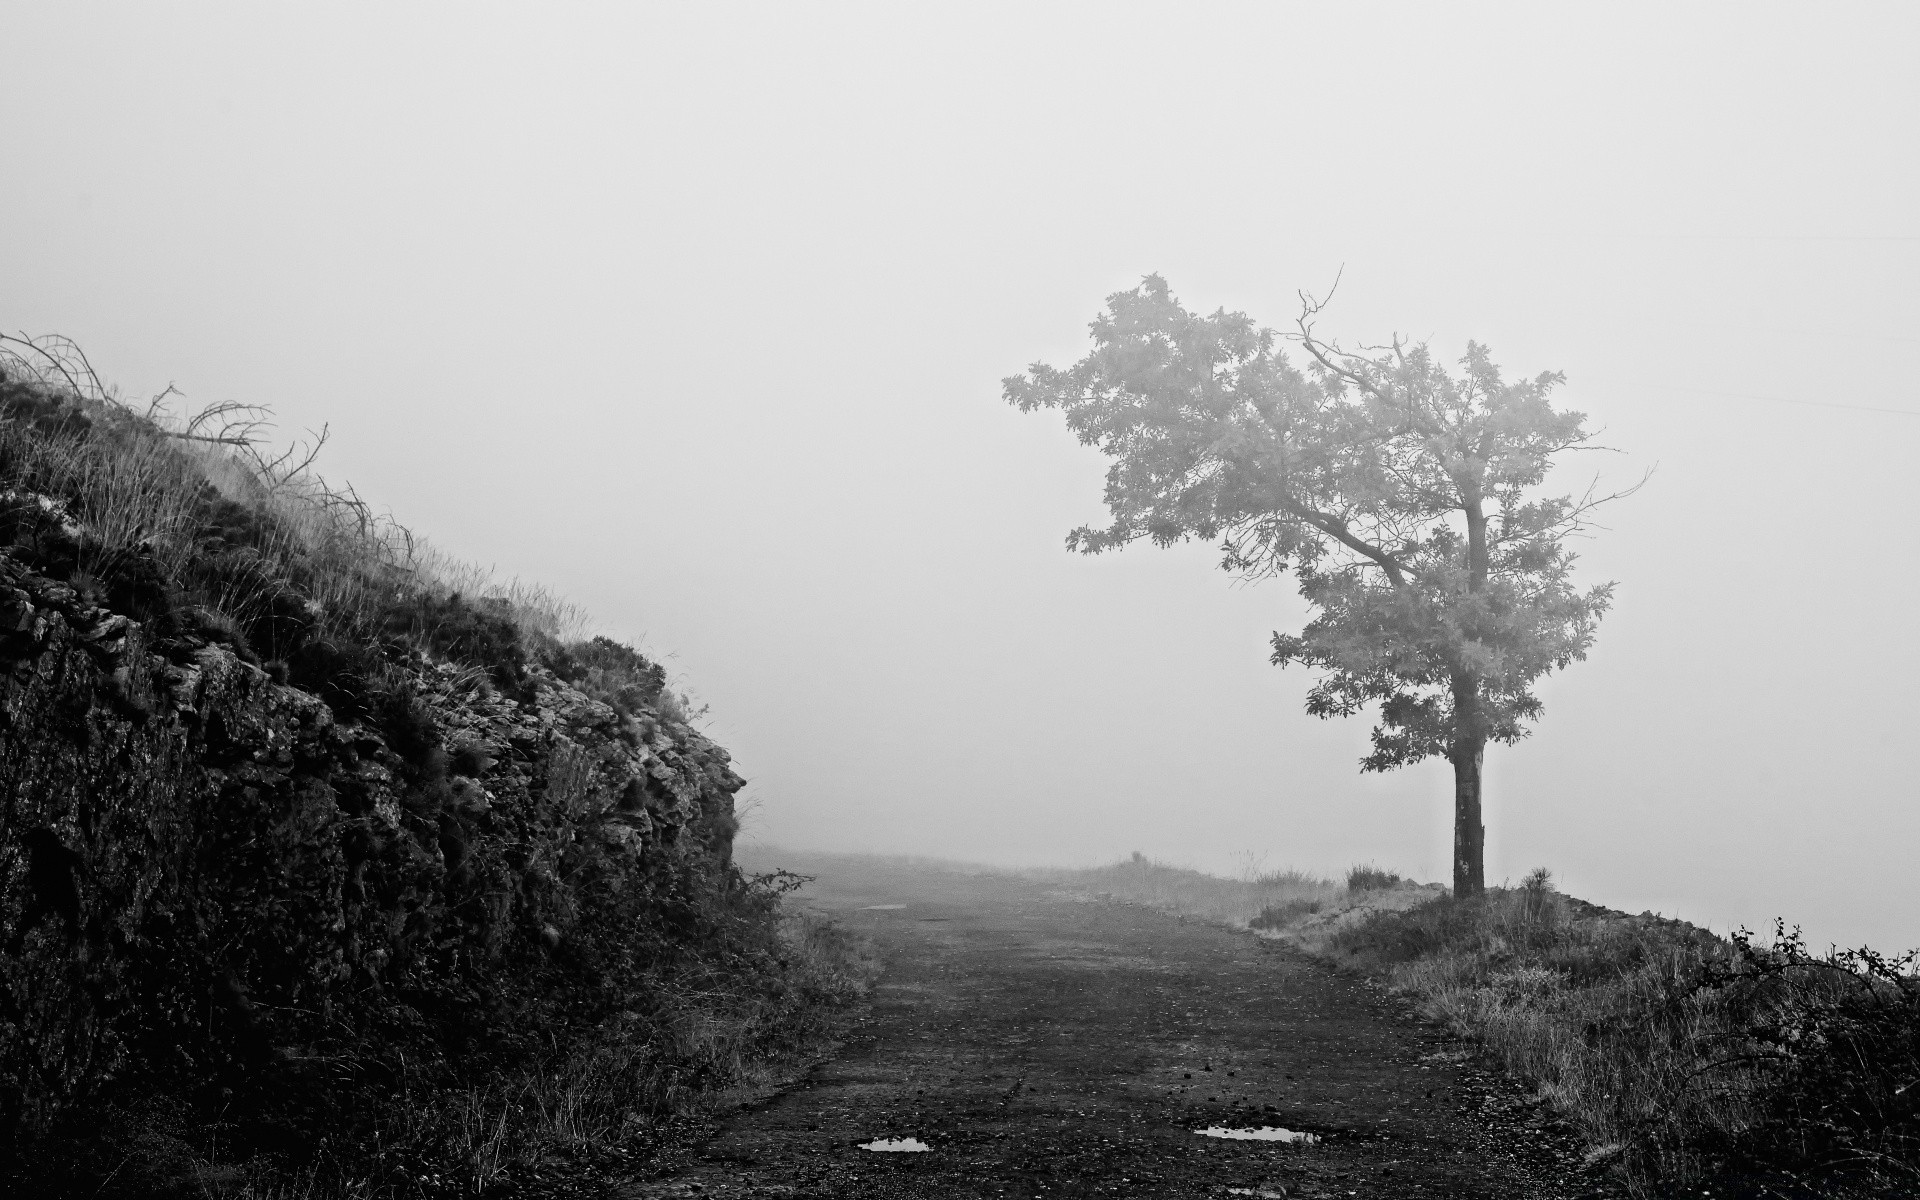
[631, 858, 1597, 1199]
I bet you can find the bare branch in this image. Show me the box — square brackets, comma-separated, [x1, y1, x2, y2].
[245, 424, 331, 494]
[1282, 497, 1412, 588]
[1295, 264, 1345, 333]
[1557, 466, 1655, 535]
[143, 383, 183, 422]
[0, 331, 109, 401]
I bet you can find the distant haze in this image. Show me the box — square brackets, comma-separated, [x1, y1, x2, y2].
[3, 4, 1916, 950]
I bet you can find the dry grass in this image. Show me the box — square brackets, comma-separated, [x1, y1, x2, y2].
[1, 334, 720, 734]
[1319, 879, 1725, 1180]
[0, 334, 611, 681]
[409, 542, 594, 645]
[0, 338, 410, 653]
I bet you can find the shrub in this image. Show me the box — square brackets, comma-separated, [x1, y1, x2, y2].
[543, 634, 669, 718]
[1345, 863, 1403, 892]
[1678, 922, 1920, 1186]
[381, 589, 528, 690]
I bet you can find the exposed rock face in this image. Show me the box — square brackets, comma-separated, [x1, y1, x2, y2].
[0, 553, 743, 1135]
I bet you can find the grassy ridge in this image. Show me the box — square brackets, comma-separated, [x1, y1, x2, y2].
[1051, 856, 1920, 1197]
[0, 334, 700, 723]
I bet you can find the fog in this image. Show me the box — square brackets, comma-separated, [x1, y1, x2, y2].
[3, 4, 1915, 951]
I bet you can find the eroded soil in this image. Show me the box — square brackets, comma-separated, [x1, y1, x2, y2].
[627, 860, 1603, 1199]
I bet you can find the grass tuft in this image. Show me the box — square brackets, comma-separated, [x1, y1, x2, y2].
[1345, 863, 1403, 892]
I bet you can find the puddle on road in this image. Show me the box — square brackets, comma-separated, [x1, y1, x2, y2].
[1195, 1126, 1320, 1144]
[1227, 1190, 1288, 1198]
[857, 1137, 931, 1152]
[858, 904, 907, 911]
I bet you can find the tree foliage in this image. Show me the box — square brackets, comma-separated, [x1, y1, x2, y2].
[1007, 276, 1626, 887]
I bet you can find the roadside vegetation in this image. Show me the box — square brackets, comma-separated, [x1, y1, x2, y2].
[77, 890, 872, 1200]
[1050, 856, 1920, 1197]
[0, 335, 873, 1198]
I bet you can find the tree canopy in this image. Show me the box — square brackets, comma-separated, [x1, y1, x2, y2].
[1005, 275, 1627, 896]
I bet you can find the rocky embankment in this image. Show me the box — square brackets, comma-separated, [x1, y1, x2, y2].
[0, 353, 867, 1195]
[0, 543, 741, 1142]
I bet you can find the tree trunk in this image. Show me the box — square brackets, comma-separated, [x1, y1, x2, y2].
[1454, 492, 1490, 898]
[1451, 740, 1486, 898]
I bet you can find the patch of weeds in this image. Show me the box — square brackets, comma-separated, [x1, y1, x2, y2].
[1250, 898, 1323, 930]
[545, 636, 665, 704]
[381, 591, 528, 691]
[1345, 863, 1403, 892]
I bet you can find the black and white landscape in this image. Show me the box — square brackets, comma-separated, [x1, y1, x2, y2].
[1, 5, 1915, 1197]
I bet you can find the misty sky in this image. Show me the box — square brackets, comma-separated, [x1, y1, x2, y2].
[3, 4, 1916, 951]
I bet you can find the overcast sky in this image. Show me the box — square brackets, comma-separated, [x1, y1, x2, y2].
[4, 3, 1916, 951]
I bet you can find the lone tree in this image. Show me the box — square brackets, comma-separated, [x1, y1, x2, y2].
[1005, 276, 1630, 897]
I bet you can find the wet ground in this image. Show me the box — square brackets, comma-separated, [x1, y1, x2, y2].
[626, 858, 1604, 1199]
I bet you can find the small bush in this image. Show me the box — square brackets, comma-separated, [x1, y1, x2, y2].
[382, 590, 528, 690]
[544, 634, 670, 719]
[1345, 863, 1403, 892]
[1678, 922, 1920, 1186]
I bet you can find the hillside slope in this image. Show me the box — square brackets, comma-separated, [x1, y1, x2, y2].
[0, 339, 858, 1196]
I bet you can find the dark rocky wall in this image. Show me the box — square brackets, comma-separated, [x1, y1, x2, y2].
[0, 553, 745, 1139]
